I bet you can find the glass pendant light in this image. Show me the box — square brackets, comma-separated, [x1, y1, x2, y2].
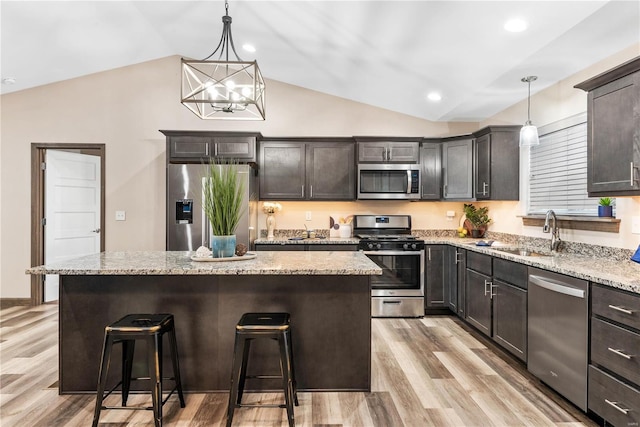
[181, 0, 265, 120]
[519, 76, 539, 147]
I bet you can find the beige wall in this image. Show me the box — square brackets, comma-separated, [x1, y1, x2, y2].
[2, 45, 639, 299]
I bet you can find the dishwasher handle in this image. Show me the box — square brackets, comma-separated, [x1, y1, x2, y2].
[529, 275, 585, 299]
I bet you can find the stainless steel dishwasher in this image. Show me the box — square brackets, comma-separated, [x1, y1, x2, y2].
[528, 267, 589, 411]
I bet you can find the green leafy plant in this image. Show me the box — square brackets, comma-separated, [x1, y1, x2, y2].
[463, 203, 491, 229]
[598, 197, 612, 207]
[202, 160, 246, 236]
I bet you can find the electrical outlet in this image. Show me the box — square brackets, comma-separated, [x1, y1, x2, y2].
[305, 211, 312, 221]
[115, 211, 126, 221]
[632, 216, 640, 235]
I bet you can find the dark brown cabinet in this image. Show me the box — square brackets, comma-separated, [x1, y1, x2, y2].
[442, 137, 473, 200]
[420, 140, 441, 200]
[450, 248, 466, 317]
[260, 140, 355, 200]
[588, 284, 640, 427]
[161, 130, 259, 162]
[255, 243, 357, 251]
[473, 126, 520, 200]
[575, 56, 640, 196]
[356, 139, 421, 163]
[425, 245, 450, 311]
[465, 267, 493, 335]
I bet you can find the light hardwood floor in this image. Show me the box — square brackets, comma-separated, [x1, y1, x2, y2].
[0, 304, 597, 426]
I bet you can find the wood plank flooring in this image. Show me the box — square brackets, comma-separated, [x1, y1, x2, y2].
[0, 304, 597, 426]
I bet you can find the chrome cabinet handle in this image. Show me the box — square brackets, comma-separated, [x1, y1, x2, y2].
[491, 284, 497, 298]
[631, 162, 639, 186]
[484, 279, 492, 296]
[428, 247, 431, 261]
[310, 185, 313, 198]
[455, 251, 462, 264]
[605, 399, 629, 415]
[482, 182, 489, 195]
[213, 143, 218, 156]
[607, 347, 633, 360]
[301, 185, 304, 198]
[608, 304, 633, 315]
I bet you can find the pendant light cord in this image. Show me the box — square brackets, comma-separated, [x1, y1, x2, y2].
[527, 80, 531, 124]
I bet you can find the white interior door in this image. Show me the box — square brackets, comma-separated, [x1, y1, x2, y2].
[44, 150, 101, 302]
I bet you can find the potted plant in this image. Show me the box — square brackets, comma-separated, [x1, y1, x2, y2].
[598, 197, 614, 217]
[463, 203, 491, 238]
[202, 160, 246, 257]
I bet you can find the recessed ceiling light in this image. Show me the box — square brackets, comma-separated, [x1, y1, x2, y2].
[242, 44, 256, 53]
[2, 77, 16, 85]
[504, 18, 528, 33]
[427, 92, 442, 102]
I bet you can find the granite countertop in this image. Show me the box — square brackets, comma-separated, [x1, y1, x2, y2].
[25, 250, 382, 276]
[255, 237, 360, 245]
[433, 238, 640, 295]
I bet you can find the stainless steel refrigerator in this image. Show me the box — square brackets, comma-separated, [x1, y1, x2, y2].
[167, 163, 258, 251]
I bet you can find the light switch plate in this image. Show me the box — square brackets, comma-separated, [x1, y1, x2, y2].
[115, 211, 126, 221]
[632, 216, 640, 234]
[305, 211, 312, 221]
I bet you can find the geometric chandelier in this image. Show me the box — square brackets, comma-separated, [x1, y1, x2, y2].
[181, 1, 266, 120]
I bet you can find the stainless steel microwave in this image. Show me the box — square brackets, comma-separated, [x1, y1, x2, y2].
[357, 164, 421, 200]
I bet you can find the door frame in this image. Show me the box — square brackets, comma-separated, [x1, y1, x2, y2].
[30, 143, 106, 305]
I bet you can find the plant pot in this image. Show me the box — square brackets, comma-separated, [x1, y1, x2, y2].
[470, 229, 484, 238]
[211, 235, 236, 258]
[598, 205, 613, 217]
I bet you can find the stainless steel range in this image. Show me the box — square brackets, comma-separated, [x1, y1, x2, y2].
[354, 215, 424, 318]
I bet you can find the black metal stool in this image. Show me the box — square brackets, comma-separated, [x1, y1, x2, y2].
[226, 312, 298, 427]
[92, 314, 185, 427]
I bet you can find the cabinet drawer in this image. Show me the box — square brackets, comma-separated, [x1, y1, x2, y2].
[493, 258, 527, 290]
[591, 317, 640, 385]
[255, 244, 305, 251]
[589, 365, 640, 427]
[466, 251, 492, 276]
[592, 284, 640, 331]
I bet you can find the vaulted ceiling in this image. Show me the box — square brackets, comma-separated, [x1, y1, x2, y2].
[1, 1, 638, 121]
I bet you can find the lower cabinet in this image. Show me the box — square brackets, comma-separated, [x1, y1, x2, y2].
[255, 243, 357, 251]
[464, 252, 528, 362]
[425, 245, 450, 310]
[589, 284, 640, 426]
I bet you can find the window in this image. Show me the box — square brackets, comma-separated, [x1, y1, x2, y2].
[527, 113, 602, 216]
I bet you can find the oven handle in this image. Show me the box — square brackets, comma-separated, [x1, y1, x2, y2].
[363, 250, 424, 256]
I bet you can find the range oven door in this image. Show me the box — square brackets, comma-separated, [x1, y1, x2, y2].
[363, 250, 424, 297]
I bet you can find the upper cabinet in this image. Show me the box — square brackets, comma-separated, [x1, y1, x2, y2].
[160, 130, 260, 163]
[575, 56, 640, 196]
[260, 139, 355, 201]
[421, 139, 442, 200]
[442, 137, 473, 200]
[473, 126, 520, 200]
[356, 138, 421, 163]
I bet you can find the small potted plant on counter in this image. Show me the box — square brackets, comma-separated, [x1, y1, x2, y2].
[463, 203, 492, 238]
[202, 160, 246, 257]
[598, 197, 614, 217]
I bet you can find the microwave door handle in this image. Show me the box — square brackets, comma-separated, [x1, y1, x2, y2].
[406, 170, 411, 194]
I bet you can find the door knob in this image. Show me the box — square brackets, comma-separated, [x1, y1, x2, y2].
[91, 228, 101, 233]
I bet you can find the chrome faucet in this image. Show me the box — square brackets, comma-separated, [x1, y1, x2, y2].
[543, 210, 561, 252]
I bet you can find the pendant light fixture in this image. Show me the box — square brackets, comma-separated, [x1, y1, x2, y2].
[519, 76, 539, 147]
[181, 0, 265, 120]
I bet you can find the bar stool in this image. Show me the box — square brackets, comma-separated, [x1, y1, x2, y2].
[226, 312, 298, 427]
[92, 313, 185, 427]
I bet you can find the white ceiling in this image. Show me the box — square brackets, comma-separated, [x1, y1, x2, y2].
[1, 1, 639, 122]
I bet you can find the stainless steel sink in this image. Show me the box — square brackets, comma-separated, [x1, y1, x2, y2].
[492, 247, 550, 257]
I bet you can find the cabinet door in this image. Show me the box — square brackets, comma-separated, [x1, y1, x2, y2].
[213, 136, 256, 160]
[492, 279, 527, 362]
[308, 244, 357, 251]
[447, 246, 458, 313]
[388, 142, 420, 162]
[465, 268, 492, 336]
[255, 244, 305, 251]
[588, 72, 640, 195]
[169, 136, 211, 159]
[421, 143, 441, 199]
[307, 143, 355, 200]
[358, 142, 387, 162]
[474, 134, 491, 199]
[425, 245, 448, 308]
[442, 139, 473, 199]
[456, 249, 466, 317]
[259, 142, 306, 200]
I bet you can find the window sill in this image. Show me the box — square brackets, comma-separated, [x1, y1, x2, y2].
[520, 215, 620, 233]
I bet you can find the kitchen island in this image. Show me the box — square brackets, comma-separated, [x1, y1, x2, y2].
[26, 251, 381, 393]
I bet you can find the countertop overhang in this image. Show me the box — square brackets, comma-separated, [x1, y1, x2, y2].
[26, 250, 382, 276]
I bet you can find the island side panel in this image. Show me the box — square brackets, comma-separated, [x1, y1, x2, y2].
[59, 273, 371, 393]
[217, 275, 371, 392]
[59, 275, 221, 393]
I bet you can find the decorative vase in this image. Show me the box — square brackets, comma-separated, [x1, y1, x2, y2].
[266, 214, 276, 239]
[211, 235, 236, 258]
[598, 206, 613, 217]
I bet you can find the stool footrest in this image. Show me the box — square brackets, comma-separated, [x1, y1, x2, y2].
[246, 375, 283, 380]
[237, 403, 287, 409]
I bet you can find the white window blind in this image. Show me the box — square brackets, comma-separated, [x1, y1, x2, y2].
[528, 116, 600, 215]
